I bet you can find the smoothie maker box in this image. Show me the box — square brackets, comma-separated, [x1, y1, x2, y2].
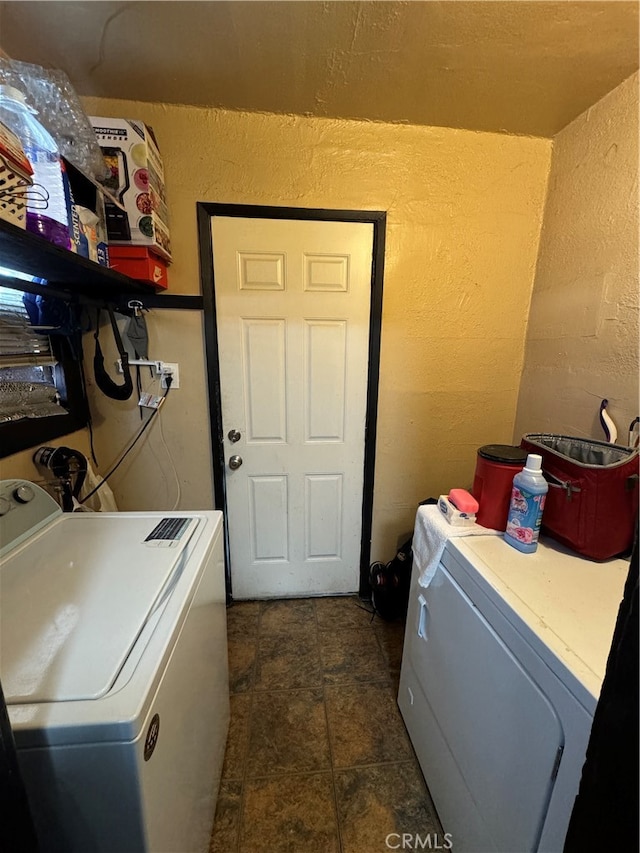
[89, 117, 171, 261]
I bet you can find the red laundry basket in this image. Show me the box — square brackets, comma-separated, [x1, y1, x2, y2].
[521, 434, 639, 560]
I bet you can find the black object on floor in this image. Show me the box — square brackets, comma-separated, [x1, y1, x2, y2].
[369, 498, 437, 621]
[369, 537, 413, 622]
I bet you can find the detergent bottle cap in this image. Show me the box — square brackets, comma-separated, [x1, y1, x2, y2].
[524, 453, 543, 473]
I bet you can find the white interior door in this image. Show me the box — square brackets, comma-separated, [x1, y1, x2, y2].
[211, 216, 374, 598]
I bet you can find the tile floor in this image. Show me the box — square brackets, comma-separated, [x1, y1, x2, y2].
[210, 596, 445, 853]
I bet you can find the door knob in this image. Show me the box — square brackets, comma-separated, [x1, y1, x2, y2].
[229, 455, 243, 470]
[228, 429, 241, 443]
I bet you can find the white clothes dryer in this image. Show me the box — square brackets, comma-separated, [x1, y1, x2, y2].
[399, 508, 628, 853]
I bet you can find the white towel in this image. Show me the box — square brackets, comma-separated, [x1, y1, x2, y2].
[413, 505, 499, 588]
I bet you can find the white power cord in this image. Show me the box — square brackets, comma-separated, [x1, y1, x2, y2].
[141, 370, 181, 510]
[157, 407, 181, 510]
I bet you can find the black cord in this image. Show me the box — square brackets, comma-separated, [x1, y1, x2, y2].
[79, 376, 172, 505]
[87, 412, 99, 468]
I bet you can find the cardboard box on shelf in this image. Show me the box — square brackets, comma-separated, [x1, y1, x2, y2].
[90, 117, 171, 261]
[108, 246, 169, 289]
[63, 159, 110, 266]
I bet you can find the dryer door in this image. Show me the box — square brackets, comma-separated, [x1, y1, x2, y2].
[405, 564, 563, 852]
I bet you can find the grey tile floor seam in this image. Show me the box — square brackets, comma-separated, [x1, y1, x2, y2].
[316, 597, 352, 853]
[211, 596, 444, 853]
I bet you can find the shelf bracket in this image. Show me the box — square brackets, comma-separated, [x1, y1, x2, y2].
[115, 359, 164, 375]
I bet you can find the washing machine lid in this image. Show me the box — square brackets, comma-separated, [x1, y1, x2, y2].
[1, 513, 199, 704]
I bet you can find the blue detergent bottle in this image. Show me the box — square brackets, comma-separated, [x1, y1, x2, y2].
[504, 453, 548, 553]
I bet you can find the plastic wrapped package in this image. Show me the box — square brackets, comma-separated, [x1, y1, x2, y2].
[78, 462, 119, 512]
[0, 59, 108, 183]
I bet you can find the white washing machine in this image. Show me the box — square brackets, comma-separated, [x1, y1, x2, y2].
[0, 480, 229, 853]
[399, 508, 628, 853]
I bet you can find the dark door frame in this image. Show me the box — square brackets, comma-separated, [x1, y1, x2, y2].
[197, 203, 386, 600]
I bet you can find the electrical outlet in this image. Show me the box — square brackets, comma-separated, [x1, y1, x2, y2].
[161, 362, 180, 389]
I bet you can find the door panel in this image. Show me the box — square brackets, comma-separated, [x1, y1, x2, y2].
[249, 476, 289, 562]
[305, 474, 343, 560]
[242, 319, 287, 442]
[304, 320, 346, 442]
[304, 254, 349, 291]
[238, 252, 285, 290]
[212, 216, 374, 598]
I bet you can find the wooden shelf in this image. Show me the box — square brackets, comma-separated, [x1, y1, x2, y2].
[0, 218, 158, 301]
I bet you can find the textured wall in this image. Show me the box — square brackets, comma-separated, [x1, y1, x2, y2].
[514, 73, 639, 444]
[80, 308, 215, 513]
[3, 100, 551, 560]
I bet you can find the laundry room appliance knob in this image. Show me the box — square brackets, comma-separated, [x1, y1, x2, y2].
[14, 484, 35, 503]
[0, 496, 11, 516]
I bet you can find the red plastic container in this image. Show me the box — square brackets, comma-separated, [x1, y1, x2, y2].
[472, 445, 528, 531]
